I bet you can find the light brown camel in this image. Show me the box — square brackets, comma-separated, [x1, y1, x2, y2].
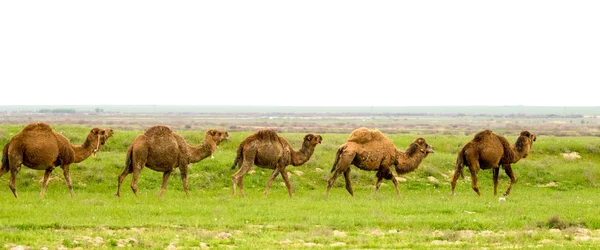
[450, 130, 537, 196]
[326, 127, 434, 196]
[115, 126, 229, 197]
[230, 129, 322, 197]
[0, 122, 107, 198]
[100, 128, 114, 146]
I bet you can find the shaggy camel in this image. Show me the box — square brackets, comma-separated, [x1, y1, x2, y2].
[0, 122, 107, 198]
[450, 130, 537, 196]
[115, 126, 229, 197]
[230, 129, 322, 197]
[326, 127, 434, 196]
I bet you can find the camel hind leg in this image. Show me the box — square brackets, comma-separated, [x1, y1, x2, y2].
[115, 163, 133, 197]
[8, 167, 19, 198]
[343, 168, 354, 196]
[326, 151, 355, 196]
[468, 163, 481, 196]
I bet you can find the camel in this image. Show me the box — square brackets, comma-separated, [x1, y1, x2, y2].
[230, 129, 322, 197]
[115, 126, 229, 197]
[100, 128, 114, 146]
[326, 127, 434, 196]
[0, 122, 107, 198]
[450, 130, 537, 196]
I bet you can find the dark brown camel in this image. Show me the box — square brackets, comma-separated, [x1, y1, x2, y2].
[326, 127, 434, 196]
[0, 122, 107, 198]
[230, 129, 322, 197]
[450, 130, 537, 196]
[115, 126, 228, 197]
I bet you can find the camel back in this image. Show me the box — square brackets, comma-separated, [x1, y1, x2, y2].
[253, 129, 280, 142]
[347, 127, 388, 144]
[22, 122, 53, 132]
[144, 126, 173, 137]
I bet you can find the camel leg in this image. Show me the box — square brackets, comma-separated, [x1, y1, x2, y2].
[9, 167, 19, 198]
[468, 166, 481, 196]
[40, 168, 54, 198]
[503, 165, 516, 196]
[62, 165, 75, 198]
[180, 165, 189, 196]
[0, 167, 6, 178]
[158, 169, 173, 198]
[326, 152, 354, 196]
[391, 176, 401, 197]
[264, 168, 280, 197]
[493, 167, 500, 196]
[115, 164, 133, 197]
[232, 162, 252, 197]
[375, 176, 384, 192]
[343, 169, 354, 196]
[450, 169, 462, 195]
[280, 168, 293, 198]
[130, 166, 143, 197]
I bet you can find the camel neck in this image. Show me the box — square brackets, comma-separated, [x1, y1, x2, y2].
[72, 136, 99, 163]
[395, 150, 428, 175]
[188, 139, 217, 163]
[291, 143, 315, 166]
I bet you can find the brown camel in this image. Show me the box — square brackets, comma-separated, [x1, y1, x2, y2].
[100, 128, 114, 146]
[326, 127, 434, 196]
[0, 122, 107, 198]
[230, 129, 322, 197]
[115, 126, 229, 197]
[450, 130, 537, 196]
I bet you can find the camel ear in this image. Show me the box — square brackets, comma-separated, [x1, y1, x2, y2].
[209, 130, 217, 136]
[91, 128, 100, 135]
[521, 131, 530, 137]
[417, 138, 425, 145]
[305, 134, 313, 141]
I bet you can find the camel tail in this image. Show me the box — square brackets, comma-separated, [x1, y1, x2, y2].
[454, 147, 466, 179]
[125, 145, 133, 172]
[230, 143, 243, 170]
[331, 145, 345, 173]
[1, 142, 9, 172]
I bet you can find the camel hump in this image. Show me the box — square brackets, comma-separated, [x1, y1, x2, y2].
[255, 129, 280, 142]
[22, 122, 53, 132]
[347, 127, 385, 144]
[144, 125, 173, 137]
[473, 129, 493, 141]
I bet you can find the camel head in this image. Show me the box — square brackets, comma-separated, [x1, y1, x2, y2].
[205, 129, 229, 145]
[100, 128, 114, 146]
[86, 128, 105, 158]
[405, 138, 435, 156]
[515, 131, 536, 158]
[303, 134, 323, 148]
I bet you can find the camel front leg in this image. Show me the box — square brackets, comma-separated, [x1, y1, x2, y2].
[40, 168, 54, 198]
[264, 168, 280, 197]
[62, 165, 75, 198]
[158, 169, 173, 198]
[180, 165, 189, 196]
[493, 167, 500, 196]
[391, 175, 401, 197]
[503, 164, 516, 196]
[280, 168, 293, 198]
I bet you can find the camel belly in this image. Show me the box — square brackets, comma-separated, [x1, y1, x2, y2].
[352, 154, 387, 171]
[20, 147, 60, 169]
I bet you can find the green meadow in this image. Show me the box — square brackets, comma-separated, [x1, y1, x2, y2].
[1, 125, 600, 249]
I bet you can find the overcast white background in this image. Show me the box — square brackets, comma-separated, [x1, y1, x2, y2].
[1, 1, 598, 106]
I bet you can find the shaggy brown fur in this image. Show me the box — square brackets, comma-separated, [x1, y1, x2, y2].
[451, 130, 537, 196]
[231, 129, 322, 197]
[115, 126, 228, 197]
[326, 127, 434, 196]
[0, 122, 107, 198]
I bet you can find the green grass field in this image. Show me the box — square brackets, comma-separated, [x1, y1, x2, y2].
[1, 125, 600, 249]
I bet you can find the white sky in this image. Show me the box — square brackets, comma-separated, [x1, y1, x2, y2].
[1, 1, 599, 106]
